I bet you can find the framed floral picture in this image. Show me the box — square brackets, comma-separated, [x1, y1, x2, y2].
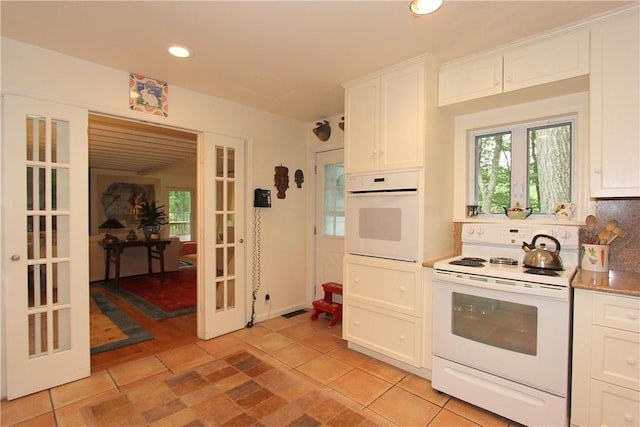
[129, 73, 169, 117]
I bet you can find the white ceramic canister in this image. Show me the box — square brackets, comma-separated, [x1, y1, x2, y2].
[581, 244, 609, 272]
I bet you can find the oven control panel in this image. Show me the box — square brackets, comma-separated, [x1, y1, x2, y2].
[462, 224, 579, 249]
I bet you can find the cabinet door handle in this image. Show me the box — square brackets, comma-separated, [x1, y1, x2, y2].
[493, 80, 500, 86]
[624, 413, 634, 423]
[505, 76, 512, 83]
[626, 357, 636, 366]
[399, 286, 406, 293]
[354, 320, 360, 326]
[399, 335, 405, 341]
[626, 312, 637, 320]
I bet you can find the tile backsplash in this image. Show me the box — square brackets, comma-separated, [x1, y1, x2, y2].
[452, 198, 639, 274]
[594, 199, 640, 274]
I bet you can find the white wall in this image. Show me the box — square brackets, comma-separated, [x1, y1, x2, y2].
[0, 37, 310, 397]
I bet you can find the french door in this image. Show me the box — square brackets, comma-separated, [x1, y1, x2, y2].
[199, 132, 246, 339]
[2, 95, 90, 399]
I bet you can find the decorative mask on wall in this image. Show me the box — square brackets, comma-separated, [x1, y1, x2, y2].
[312, 120, 331, 141]
[274, 165, 289, 199]
[339, 116, 344, 131]
[294, 169, 304, 188]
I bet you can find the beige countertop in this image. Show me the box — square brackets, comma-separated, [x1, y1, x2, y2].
[572, 269, 640, 297]
[422, 255, 454, 268]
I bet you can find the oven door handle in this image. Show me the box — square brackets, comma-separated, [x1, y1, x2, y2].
[433, 270, 569, 300]
[346, 190, 417, 197]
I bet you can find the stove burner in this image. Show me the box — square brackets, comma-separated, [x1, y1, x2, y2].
[449, 258, 485, 267]
[524, 269, 559, 277]
[490, 257, 519, 265]
[461, 257, 487, 263]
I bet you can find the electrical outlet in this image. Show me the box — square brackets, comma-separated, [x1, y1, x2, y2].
[265, 293, 270, 302]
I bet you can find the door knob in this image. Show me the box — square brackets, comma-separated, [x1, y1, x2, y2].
[238, 238, 244, 243]
[11, 255, 20, 261]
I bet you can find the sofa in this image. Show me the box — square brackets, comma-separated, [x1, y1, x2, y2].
[89, 233, 183, 282]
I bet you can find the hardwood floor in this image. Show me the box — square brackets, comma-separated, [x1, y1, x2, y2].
[89, 280, 198, 373]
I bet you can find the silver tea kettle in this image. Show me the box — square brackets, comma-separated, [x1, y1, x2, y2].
[521, 234, 564, 270]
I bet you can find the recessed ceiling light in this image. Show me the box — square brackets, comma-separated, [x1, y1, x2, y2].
[409, 0, 443, 15]
[168, 45, 191, 58]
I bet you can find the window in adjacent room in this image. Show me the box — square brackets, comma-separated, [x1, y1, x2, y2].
[470, 116, 575, 216]
[168, 189, 192, 241]
[323, 162, 345, 237]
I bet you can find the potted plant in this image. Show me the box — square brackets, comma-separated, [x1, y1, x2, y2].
[136, 201, 167, 239]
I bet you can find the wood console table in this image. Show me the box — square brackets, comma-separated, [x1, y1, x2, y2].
[100, 239, 171, 287]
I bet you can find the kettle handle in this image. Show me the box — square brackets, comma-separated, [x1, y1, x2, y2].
[530, 234, 561, 253]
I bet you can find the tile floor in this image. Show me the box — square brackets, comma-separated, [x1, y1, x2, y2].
[1, 312, 523, 426]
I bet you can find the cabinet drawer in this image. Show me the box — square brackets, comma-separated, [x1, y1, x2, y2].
[343, 302, 421, 367]
[592, 293, 640, 333]
[345, 257, 421, 316]
[591, 325, 640, 391]
[589, 379, 640, 427]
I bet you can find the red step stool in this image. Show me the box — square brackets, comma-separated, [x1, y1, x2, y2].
[311, 282, 343, 327]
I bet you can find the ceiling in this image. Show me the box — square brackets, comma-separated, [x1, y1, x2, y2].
[2, 1, 633, 123]
[88, 115, 197, 175]
[2, 1, 633, 174]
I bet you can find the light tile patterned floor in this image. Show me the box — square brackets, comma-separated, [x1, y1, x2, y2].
[1, 311, 524, 426]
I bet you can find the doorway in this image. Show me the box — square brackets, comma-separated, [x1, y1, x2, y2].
[314, 149, 345, 300]
[88, 114, 200, 369]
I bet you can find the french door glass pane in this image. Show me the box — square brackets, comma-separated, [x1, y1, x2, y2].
[214, 145, 237, 314]
[227, 148, 235, 178]
[227, 279, 235, 309]
[25, 114, 72, 360]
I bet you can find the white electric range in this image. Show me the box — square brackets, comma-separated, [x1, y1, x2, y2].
[432, 223, 579, 427]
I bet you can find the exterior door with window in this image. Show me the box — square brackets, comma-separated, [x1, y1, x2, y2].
[2, 95, 90, 399]
[314, 149, 345, 299]
[199, 133, 245, 339]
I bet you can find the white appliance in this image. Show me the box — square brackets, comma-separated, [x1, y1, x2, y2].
[432, 223, 579, 427]
[345, 170, 419, 262]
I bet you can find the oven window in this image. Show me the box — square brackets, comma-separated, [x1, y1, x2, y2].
[359, 208, 401, 241]
[452, 293, 537, 355]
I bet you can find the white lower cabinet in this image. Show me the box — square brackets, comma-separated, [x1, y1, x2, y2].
[343, 255, 423, 367]
[344, 301, 420, 366]
[572, 289, 640, 426]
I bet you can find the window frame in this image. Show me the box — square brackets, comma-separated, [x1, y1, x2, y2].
[452, 92, 591, 222]
[469, 115, 577, 218]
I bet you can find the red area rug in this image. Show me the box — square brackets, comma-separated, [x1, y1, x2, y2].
[104, 268, 196, 320]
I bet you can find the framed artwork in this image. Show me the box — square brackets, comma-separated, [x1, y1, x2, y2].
[91, 172, 161, 234]
[129, 73, 169, 117]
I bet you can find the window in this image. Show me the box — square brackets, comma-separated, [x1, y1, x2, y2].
[323, 162, 345, 237]
[168, 189, 192, 241]
[471, 117, 574, 216]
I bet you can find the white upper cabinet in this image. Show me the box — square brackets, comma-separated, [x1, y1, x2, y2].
[438, 55, 503, 106]
[344, 59, 425, 173]
[589, 11, 640, 198]
[439, 29, 589, 106]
